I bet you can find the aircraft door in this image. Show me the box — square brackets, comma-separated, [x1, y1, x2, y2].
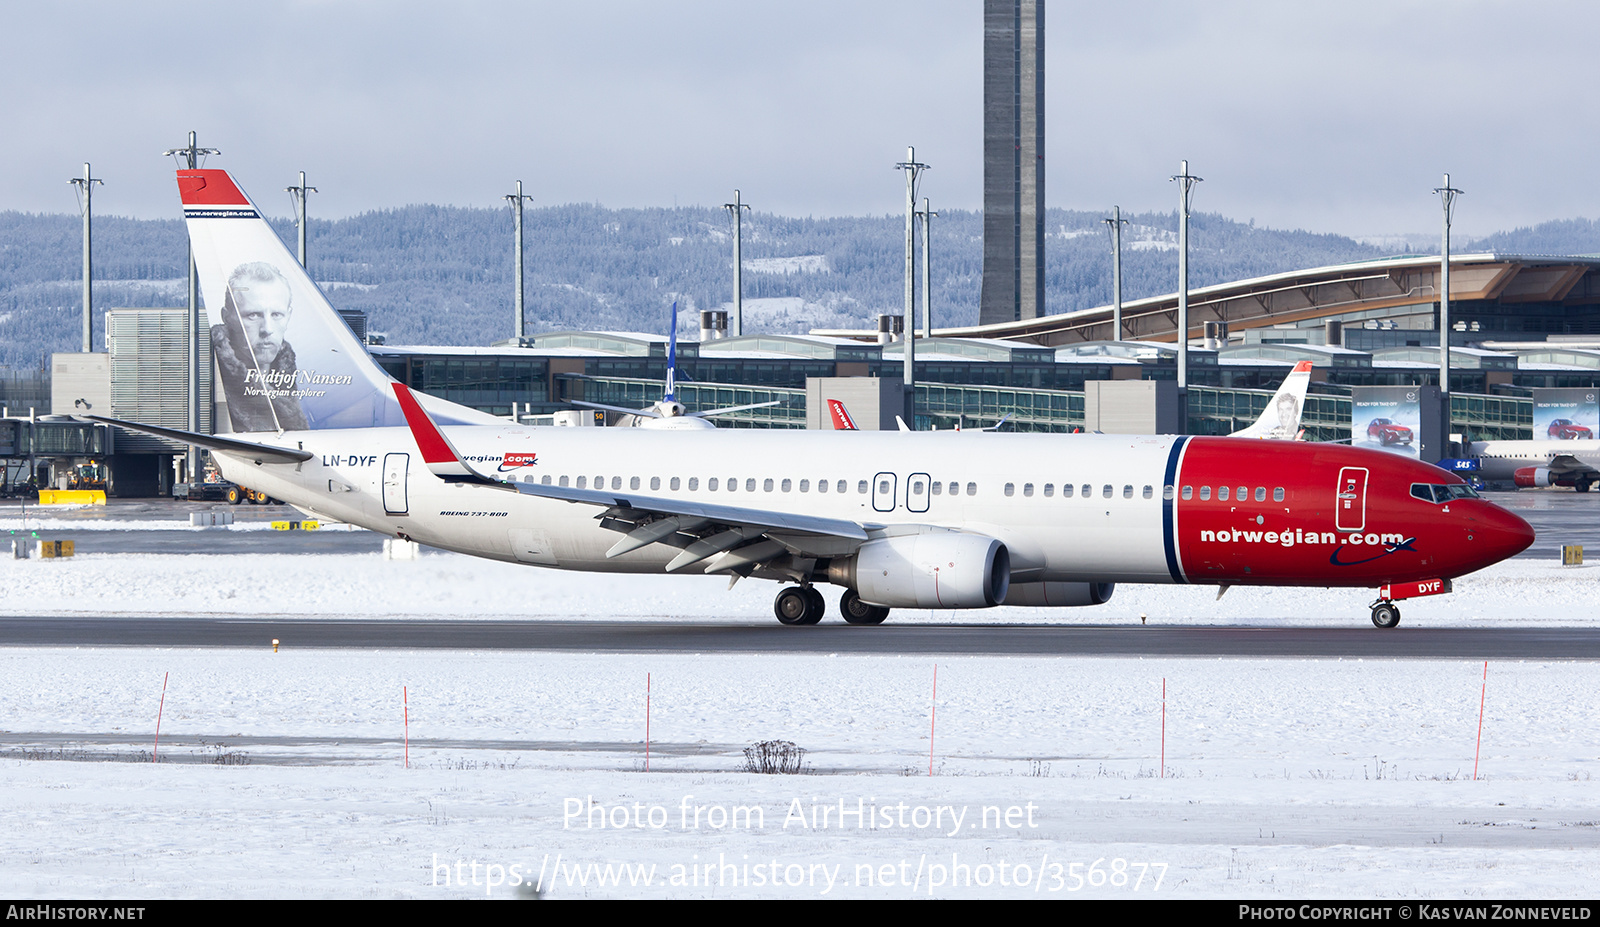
[383, 453, 409, 515]
[1335, 466, 1368, 532]
[872, 471, 897, 512]
[906, 471, 931, 513]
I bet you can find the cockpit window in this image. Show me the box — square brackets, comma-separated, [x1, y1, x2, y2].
[1410, 482, 1480, 503]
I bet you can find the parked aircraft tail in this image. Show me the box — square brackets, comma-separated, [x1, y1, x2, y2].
[1231, 360, 1313, 440]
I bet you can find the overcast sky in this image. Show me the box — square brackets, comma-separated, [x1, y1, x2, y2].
[4, 0, 1594, 238]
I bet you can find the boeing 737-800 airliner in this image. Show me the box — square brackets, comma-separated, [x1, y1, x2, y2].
[95, 169, 1534, 629]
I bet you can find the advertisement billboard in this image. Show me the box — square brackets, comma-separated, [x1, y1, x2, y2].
[1351, 385, 1442, 462]
[1531, 388, 1599, 442]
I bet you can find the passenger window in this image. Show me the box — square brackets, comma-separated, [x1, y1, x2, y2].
[967, 482, 978, 495]
[1081, 484, 1091, 498]
[763, 479, 773, 492]
[729, 478, 738, 492]
[1200, 486, 1211, 500]
[1182, 485, 1192, 500]
[1023, 483, 1034, 497]
[708, 478, 718, 491]
[1273, 487, 1284, 502]
[858, 481, 868, 494]
[1237, 486, 1248, 501]
[1143, 485, 1154, 499]
[1254, 486, 1265, 502]
[799, 479, 810, 492]
[747, 478, 757, 492]
[1005, 483, 1016, 497]
[670, 477, 680, 491]
[648, 476, 658, 490]
[1044, 483, 1054, 497]
[931, 481, 942, 496]
[1163, 485, 1175, 500]
[949, 481, 959, 495]
[912, 479, 925, 494]
[817, 479, 828, 494]
[1123, 485, 1133, 499]
[630, 476, 640, 490]
[1218, 486, 1229, 501]
[688, 477, 699, 491]
[879, 479, 892, 494]
[781, 479, 791, 492]
[576, 476, 587, 489]
[1063, 484, 1075, 498]
[1102, 485, 1113, 498]
[542, 475, 552, 486]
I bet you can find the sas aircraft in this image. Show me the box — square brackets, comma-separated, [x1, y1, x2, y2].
[97, 169, 1534, 629]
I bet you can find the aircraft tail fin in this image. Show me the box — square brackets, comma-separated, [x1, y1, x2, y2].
[826, 399, 858, 431]
[176, 169, 499, 434]
[1232, 360, 1312, 440]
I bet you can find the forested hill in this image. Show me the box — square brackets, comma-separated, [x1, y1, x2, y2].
[0, 204, 1591, 370]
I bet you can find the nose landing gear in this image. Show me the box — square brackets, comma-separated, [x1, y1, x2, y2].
[1370, 602, 1401, 629]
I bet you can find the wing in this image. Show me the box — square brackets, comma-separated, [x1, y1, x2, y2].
[392, 384, 871, 579]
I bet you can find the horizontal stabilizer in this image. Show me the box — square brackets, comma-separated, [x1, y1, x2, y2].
[84, 416, 312, 464]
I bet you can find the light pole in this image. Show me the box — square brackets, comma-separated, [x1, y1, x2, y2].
[68, 163, 103, 353]
[505, 180, 533, 342]
[1170, 161, 1202, 431]
[1434, 173, 1464, 448]
[1102, 205, 1127, 341]
[896, 147, 930, 426]
[285, 172, 317, 268]
[916, 198, 937, 339]
[163, 131, 221, 481]
[723, 191, 751, 338]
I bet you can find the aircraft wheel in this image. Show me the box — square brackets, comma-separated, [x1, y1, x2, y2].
[1371, 603, 1401, 629]
[840, 589, 890, 625]
[803, 587, 826, 623]
[774, 587, 815, 626]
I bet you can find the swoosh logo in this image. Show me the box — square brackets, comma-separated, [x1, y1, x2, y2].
[1329, 537, 1417, 566]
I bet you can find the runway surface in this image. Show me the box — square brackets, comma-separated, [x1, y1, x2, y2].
[2, 616, 1597, 658]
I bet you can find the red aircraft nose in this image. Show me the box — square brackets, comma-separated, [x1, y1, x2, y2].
[1457, 502, 1535, 572]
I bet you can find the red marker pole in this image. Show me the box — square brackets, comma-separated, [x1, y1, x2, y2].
[153, 672, 169, 763]
[928, 664, 938, 777]
[1160, 678, 1166, 779]
[645, 673, 652, 773]
[403, 686, 410, 769]
[1473, 662, 1488, 781]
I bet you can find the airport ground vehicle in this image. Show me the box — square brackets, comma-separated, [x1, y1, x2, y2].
[99, 168, 1535, 629]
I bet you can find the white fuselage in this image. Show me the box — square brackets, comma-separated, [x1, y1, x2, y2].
[219, 428, 1179, 584]
[1471, 438, 1600, 480]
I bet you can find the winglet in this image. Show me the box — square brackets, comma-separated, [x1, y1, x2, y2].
[392, 383, 490, 481]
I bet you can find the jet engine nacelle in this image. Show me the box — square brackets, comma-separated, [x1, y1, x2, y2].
[1514, 467, 1557, 488]
[1004, 581, 1116, 607]
[836, 533, 1010, 609]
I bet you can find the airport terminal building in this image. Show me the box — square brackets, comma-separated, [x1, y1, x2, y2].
[6, 252, 1600, 495]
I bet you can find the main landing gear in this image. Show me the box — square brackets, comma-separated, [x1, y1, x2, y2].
[839, 589, 889, 625]
[1370, 602, 1401, 629]
[772, 586, 891, 625]
[774, 586, 826, 625]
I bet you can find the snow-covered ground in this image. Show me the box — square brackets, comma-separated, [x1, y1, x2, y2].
[0, 541, 1592, 626]
[1, 548, 1597, 898]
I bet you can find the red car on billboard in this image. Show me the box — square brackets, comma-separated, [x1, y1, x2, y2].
[1547, 418, 1594, 440]
[1366, 417, 1414, 446]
